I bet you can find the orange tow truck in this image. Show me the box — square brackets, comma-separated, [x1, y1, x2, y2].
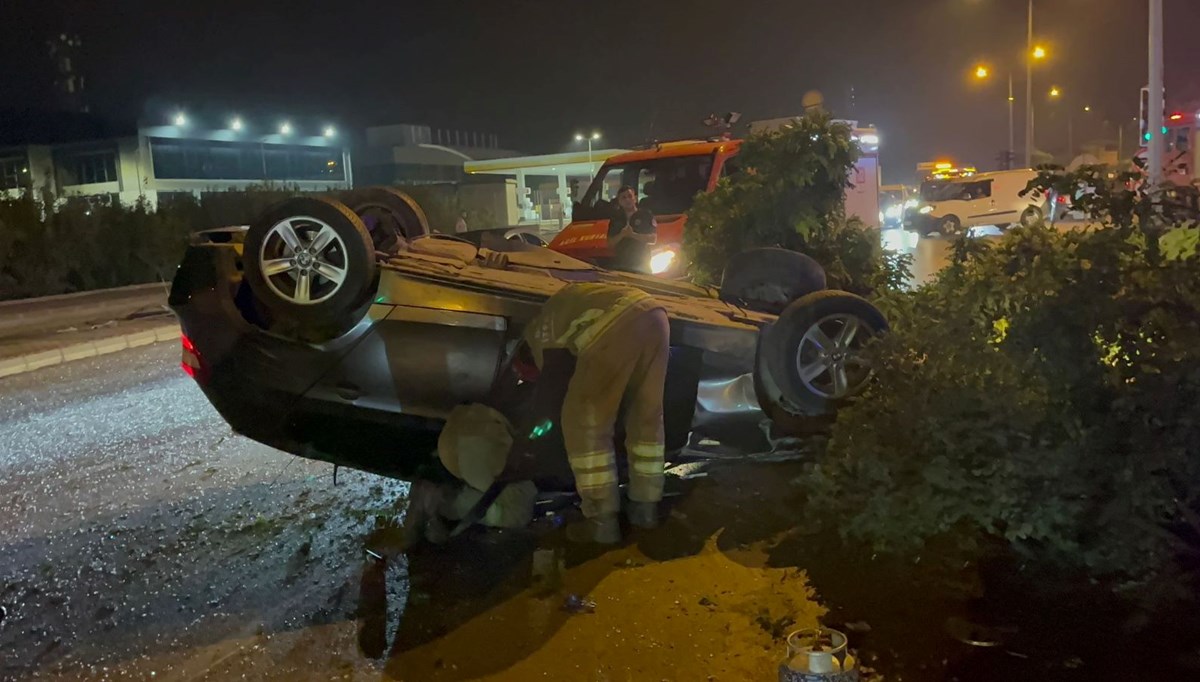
[550, 122, 881, 276]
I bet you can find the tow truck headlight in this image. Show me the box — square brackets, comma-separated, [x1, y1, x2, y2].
[918, 205, 934, 214]
[649, 248, 677, 275]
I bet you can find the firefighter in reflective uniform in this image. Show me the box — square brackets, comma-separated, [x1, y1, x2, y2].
[522, 282, 669, 544]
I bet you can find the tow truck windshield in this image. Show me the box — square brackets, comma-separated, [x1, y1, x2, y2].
[574, 154, 715, 221]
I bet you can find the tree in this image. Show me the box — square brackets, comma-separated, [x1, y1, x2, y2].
[683, 112, 905, 294]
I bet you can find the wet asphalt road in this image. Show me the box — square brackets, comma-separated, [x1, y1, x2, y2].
[0, 343, 414, 681]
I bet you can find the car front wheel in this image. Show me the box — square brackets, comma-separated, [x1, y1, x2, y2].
[757, 290, 888, 416]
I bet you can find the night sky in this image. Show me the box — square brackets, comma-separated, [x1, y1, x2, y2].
[3, 0, 1199, 183]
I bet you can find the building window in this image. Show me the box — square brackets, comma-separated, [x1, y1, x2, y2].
[59, 151, 118, 185]
[0, 156, 30, 190]
[72, 153, 117, 184]
[150, 138, 345, 182]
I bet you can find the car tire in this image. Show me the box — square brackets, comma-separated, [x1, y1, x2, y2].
[719, 248, 827, 315]
[938, 215, 962, 236]
[243, 196, 376, 338]
[338, 187, 431, 255]
[1020, 206, 1043, 227]
[760, 290, 888, 415]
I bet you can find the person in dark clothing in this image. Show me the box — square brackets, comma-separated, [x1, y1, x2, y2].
[606, 185, 657, 274]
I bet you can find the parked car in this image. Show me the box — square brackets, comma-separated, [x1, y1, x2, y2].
[170, 190, 887, 487]
[905, 169, 1049, 236]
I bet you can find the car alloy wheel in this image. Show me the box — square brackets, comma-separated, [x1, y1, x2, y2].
[1020, 206, 1042, 227]
[258, 216, 349, 305]
[794, 313, 873, 399]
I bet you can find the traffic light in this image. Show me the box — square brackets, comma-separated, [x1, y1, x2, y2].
[1140, 87, 1150, 141]
[1140, 86, 1167, 143]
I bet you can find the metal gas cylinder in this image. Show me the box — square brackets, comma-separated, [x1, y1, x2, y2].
[778, 627, 859, 682]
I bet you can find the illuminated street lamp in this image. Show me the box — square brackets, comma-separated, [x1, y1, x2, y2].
[230, 116, 243, 131]
[279, 122, 292, 136]
[173, 112, 188, 127]
[575, 131, 601, 172]
[1049, 86, 1061, 98]
[1032, 45, 1047, 60]
[323, 126, 336, 138]
[973, 64, 1015, 168]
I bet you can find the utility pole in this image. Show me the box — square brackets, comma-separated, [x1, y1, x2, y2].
[1147, 0, 1165, 186]
[1008, 73, 1016, 168]
[1025, 0, 1034, 167]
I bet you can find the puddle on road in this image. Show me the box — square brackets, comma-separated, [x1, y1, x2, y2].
[7, 459, 1200, 681]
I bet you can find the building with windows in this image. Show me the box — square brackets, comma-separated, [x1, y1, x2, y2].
[0, 113, 351, 208]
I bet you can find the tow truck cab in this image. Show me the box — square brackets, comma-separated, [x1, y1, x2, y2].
[549, 139, 741, 277]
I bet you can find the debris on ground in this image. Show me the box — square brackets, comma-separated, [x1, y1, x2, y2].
[844, 620, 871, 633]
[561, 594, 597, 614]
[944, 616, 1014, 647]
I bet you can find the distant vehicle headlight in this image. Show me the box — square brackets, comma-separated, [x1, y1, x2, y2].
[884, 205, 902, 219]
[918, 205, 934, 214]
[650, 248, 677, 275]
[904, 198, 919, 209]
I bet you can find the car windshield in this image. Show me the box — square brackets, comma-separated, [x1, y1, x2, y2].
[574, 153, 715, 220]
[921, 179, 988, 202]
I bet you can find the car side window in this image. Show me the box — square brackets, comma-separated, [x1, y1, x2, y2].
[637, 167, 657, 201]
[593, 167, 625, 207]
[719, 157, 740, 180]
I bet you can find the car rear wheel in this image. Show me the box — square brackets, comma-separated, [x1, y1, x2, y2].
[719, 248, 827, 315]
[1020, 206, 1043, 227]
[243, 196, 376, 338]
[759, 290, 887, 416]
[339, 187, 431, 255]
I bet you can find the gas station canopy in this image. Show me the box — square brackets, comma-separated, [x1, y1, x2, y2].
[464, 149, 628, 178]
[464, 149, 629, 223]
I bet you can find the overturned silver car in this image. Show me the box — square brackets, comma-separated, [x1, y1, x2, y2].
[169, 188, 886, 484]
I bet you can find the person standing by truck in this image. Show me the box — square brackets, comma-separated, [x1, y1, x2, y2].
[607, 186, 657, 273]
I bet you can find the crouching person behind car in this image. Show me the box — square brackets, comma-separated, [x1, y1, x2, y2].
[435, 403, 539, 530]
[522, 282, 669, 544]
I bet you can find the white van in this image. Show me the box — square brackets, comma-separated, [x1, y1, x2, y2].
[905, 170, 1049, 236]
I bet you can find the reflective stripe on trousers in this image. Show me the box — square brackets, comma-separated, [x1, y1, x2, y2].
[562, 307, 669, 518]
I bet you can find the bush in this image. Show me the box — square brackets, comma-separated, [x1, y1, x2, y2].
[803, 168, 1200, 582]
[683, 112, 908, 294]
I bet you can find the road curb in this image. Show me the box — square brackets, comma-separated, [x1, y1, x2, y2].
[0, 323, 180, 380]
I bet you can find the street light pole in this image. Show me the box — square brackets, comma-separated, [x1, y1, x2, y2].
[1025, 0, 1034, 167]
[576, 131, 602, 175]
[1148, 0, 1165, 186]
[1008, 72, 1015, 168]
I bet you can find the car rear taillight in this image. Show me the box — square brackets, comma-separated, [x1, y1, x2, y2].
[180, 333, 207, 384]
